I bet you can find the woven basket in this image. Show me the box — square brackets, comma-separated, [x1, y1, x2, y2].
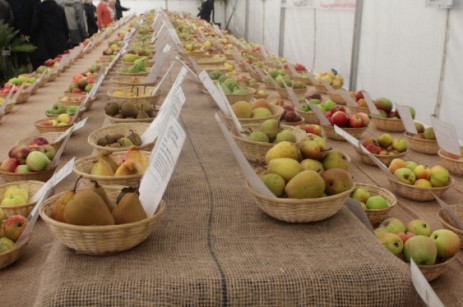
[107, 87, 162, 106]
[202, 66, 229, 74]
[104, 113, 156, 124]
[279, 119, 305, 126]
[48, 70, 58, 82]
[263, 80, 276, 90]
[246, 182, 354, 223]
[219, 104, 284, 128]
[88, 122, 153, 154]
[73, 150, 151, 187]
[39, 187, 166, 255]
[0, 165, 56, 183]
[417, 256, 456, 282]
[57, 95, 85, 107]
[248, 70, 264, 82]
[196, 58, 226, 66]
[372, 116, 405, 132]
[224, 87, 256, 104]
[355, 146, 408, 167]
[404, 133, 439, 155]
[329, 92, 346, 105]
[346, 105, 370, 115]
[276, 87, 307, 99]
[293, 77, 313, 86]
[295, 108, 319, 124]
[321, 124, 368, 141]
[232, 125, 307, 164]
[113, 71, 149, 78]
[110, 76, 157, 88]
[355, 183, 397, 225]
[34, 119, 73, 133]
[18, 132, 65, 152]
[387, 176, 454, 202]
[14, 91, 30, 104]
[63, 90, 87, 99]
[438, 148, 463, 176]
[438, 204, 463, 249]
[0, 180, 50, 217]
[0, 235, 31, 269]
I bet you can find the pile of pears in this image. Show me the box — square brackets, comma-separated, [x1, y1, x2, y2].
[96, 130, 142, 148]
[247, 119, 297, 144]
[232, 100, 274, 119]
[105, 101, 156, 120]
[50, 178, 147, 226]
[118, 57, 148, 74]
[260, 136, 353, 198]
[91, 146, 147, 177]
[219, 75, 253, 95]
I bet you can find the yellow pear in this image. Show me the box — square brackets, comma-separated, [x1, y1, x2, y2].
[50, 176, 82, 222]
[265, 141, 301, 163]
[114, 160, 145, 176]
[63, 189, 115, 226]
[122, 146, 148, 170]
[91, 158, 115, 176]
[267, 158, 301, 182]
[112, 186, 147, 224]
[285, 170, 326, 199]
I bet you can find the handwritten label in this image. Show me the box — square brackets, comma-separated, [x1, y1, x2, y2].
[309, 103, 331, 126]
[430, 116, 461, 157]
[148, 60, 175, 97]
[139, 117, 186, 216]
[144, 44, 171, 83]
[397, 105, 418, 135]
[362, 91, 380, 115]
[410, 259, 445, 307]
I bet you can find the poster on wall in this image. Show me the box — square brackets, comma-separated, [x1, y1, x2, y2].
[281, 0, 356, 10]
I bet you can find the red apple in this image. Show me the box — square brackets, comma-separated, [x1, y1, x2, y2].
[366, 143, 381, 154]
[331, 111, 349, 127]
[44, 59, 55, 67]
[357, 112, 370, 126]
[4, 215, 28, 241]
[303, 124, 322, 136]
[330, 105, 346, 114]
[28, 136, 49, 147]
[0, 158, 19, 172]
[8, 144, 31, 164]
[355, 90, 364, 101]
[348, 114, 363, 128]
[398, 232, 415, 244]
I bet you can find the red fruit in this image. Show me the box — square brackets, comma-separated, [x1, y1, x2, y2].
[357, 112, 370, 126]
[87, 77, 94, 84]
[28, 136, 49, 146]
[388, 110, 400, 119]
[366, 143, 381, 154]
[0, 158, 19, 172]
[398, 232, 415, 244]
[63, 50, 70, 54]
[303, 124, 322, 136]
[4, 82, 12, 89]
[8, 144, 31, 164]
[355, 90, 364, 101]
[361, 139, 374, 148]
[348, 114, 363, 128]
[330, 105, 346, 114]
[4, 215, 28, 241]
[282, 105, 294, 112]
[72, 88, 83, 94]
[44, 59, 55, 67]
[294, 63, 307, 71]
[331, 111, 349, 127]
[2, 88, 10, 94]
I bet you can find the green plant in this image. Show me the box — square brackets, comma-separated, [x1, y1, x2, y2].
[0, 21, 36, 84]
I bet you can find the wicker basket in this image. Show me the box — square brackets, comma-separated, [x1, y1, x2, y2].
[293, 77, 313, 86]
[295, 108, 319, 124]
[196, 57, 226, 66]
[0, 235, 31, 269]
[39, 186, 166, 255]
[276, 87, 307, 99]
[63, 90, 87, 99]
[346, 105, 370, 115]
[248, 70, 264, 82]
[107, 86, 162, 106]
[263, 80, 276, 90]
[417, 256, 456, 282]
[355, 183, 397, 225]
[225, 87, 256, 104]
[88, 123, 153, 154]
[104, 113, 156, 124]
[355, 146, 408, 167]
[48, 70, 58, 82]
[73, 150, 151, 187]
[110, 76, 157, 88]
[219, 104, 284, 128]
[438, 204, 463, 249]
[34, 119, 74, 133]
[0, 165, 56, 183]
[246, 181, 354, 223]
[329, 92, 346, 105]
[0, 180, 49, 217]
[438, 148, 463, 176]
[371, 116, 405, 132]
[279, 119, 305, 127]
[18, 131, 65, 152]
[387, 176, 454, 202]
[113, 71, 149, 78]
[404, 133, 439, 155]
[321, 124, 368, 141]
[13, 90, 31, 104]
[57, 95, 85, 107]
[232, 125, 307, 164]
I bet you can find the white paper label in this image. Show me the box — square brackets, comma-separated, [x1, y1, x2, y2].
[215, 113, 275, 197]
[282, 80, 300, 108]
[144, 44, 171, 83]
[339, 90, 359, 107]
[148, 61, 175, 97]
[309, 103, 331, 126]
[362, 91, 380, 115]
[198, 70, 229, 115]
[190, 59, 201, 75]
[50, 128, 73, 167]
[160, 87, 185, 119]
[260, 45, 269, 59]
[397, 105, 418, 135]
[287, 64, 298, 76]
[320, 80, 336, 94]
[139, 117, 186, 216]
[58, 54, 70, 71]
[151, 23, 166, 44]
[430, 116, 461, 157]
[334, 125, 360, 147]
[410, 259, 445, 307]
[216, 84, 244, 136]
[432, 192, 463, 229]
[232, 46, 242, 63]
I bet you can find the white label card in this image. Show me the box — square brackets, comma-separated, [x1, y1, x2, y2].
[144, 44, 171, 83]
[320, 80, 336, 94]
[339, 90, 359, 107]
[11, 84, 25, 103]
[23, 79, 39, 94]
[198, 71, 229, 115]
[410, 259, 445, 307]
[358, 145, 396, 180]
[282, 79, 300, 108]
[190, 59, 201, 75]
[50, 127, 73, 168]
[432, 192, 463, 229]
[309, 103, 331, 126]
[160, 87, 185, 119]
[362, 91, 380, 115]
[216, 84, 245, 137]
[265, 72, 280, 89]
[430, 116, 461, 157]
[287, 64, 298, 77]
[260, 45, 269, 59]
[397, 105, 418, 135]
[334, 125, 360, 147]
[139, 117, 186, 217]
[148, 60, 175, 97]
[58, 54, 70, 71]
[215, 113, 275, 197]
[151, 23, 166, 44]
[305, 72, 318, 85]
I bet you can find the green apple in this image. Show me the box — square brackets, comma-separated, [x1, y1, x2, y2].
[380, 217, 406, 234]
[429, 169, 450, 187]
[366, 195, 388, 210]
[413, 164, 431, 180]
[405, 161, 417, 171]
[377, 133, 393, 148]
[413, 179, 432, 187]
[26, 151, 50, 172]
[406, 219, 432, 236]
[404, 235, 437, 265]
[423, 127, 436, 140]
[392, 138, 407, 152]
[351, 187, 371, 203]
[380, 233, 404, 257]
[0, 237, 15, 253]
[430, 229, 461, 260]
[374, 227, 389, 239]
[1, 194, 26, 206]
[394, 168, 416, 185]
[39, 144, 56, 160]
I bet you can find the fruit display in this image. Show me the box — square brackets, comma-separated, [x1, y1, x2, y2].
[0, 211, 29, 253]
[404, 121, 439, 155]
[263, 69, 291, 89]
[107, 86, 161, 106]
[117, 57, 149, 74]
[0, 143, 55, 174]
[67, 72, 95, 94]
[35, 114, 74, 132]
[350, 183, 396, 224]
[314, 69, 343, 88]
[95, 130, 142, 148]
[318, 105, 369, 140]
[105, 100, 156, 122]
[0, 185, 29, 207]
[358, 133, 408, 165]
[228, 100, 283, 124]
[89, 146, 148, 177]
[280, 105, 303, 124]
[219, 75, 255, 98]
[375, 217, 460, 281]
[245, 119, 302, 144]
[301, 124, 322, 136]
[46, 103, 80, 117]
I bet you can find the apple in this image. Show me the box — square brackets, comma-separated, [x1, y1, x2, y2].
[424, 127, 436, 140]
[331, 111, 348, 127]
[8, 144, 31, 164]
[348, 114, 363, 128]
[15, 165, 30, 173]
[398, 232, 415, 244]
[330, 105, 346, 114]
[405, 161, 417, 171]
[365, 143, 381, 154]
[430, 229, 461, 260]
[414, 121, 425, 134]
[39, 144, 56, 160]
[380, 233, 404, 257]
[28, 136, 49, 147]
[355, 90, 364, 101]
[431, 165, 447, 173]
[392, 138, 407, 152]
[414, 179, 432, 187]
[0, 237, 15, 253]
[380, 217, 406, 234]
[4, 215, 28, 241]
[351, 187, 371, 203]
[388, 158, 406, 174]
[303, 124, 321, 136]
[357, 112, 369, 126]
[366, 195, 388, 210]
[26, 151, 50, 172]
[1, 194, 27, 206]
[0, 158, 19, 173]
[404, 235, 437, 265]
[406, 219, 432, 236]
[377, 133, 393, 148]
[429, 169, 450, 187]
[394, 168, 416, 185]
[374, 227, 389, 239]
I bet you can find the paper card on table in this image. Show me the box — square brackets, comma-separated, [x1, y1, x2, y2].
[151, 23, 165, 44]
[334, 125, 360, 148]
[282, 80, 300, 108]
[339, 90, 359, 107]
[144, 44, 171, 83]
[148, 60, 176, 96]
[320, 80, 336, 95]
[190, 59, 201, 75]
[139, 117, 186, 217]
[11, 84, 25, 103]
[215, 113, 275, 197]
[430, 116, 461, 157]
[217, 85, 244, 136]
[0, 85, 15, 114]
[309, 103, 331, 126]
[160, 87, 185, 118]
[359, 145, 396, 180]
[213, 24, 223, 37]
[397, 104, 417, 135]
[431, 192, 463, 230]
[410, 259, 445, 307]
[362, 91, 380, 115]
[57, 54, 69, 71]
[141, 110, 166, 144]
[232, 46, 242, 62]
[50, 128, 73, 168]
[287, 64, 298, 77]
[198, 71, 229, 115]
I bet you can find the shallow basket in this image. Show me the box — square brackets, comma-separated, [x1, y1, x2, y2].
[293, 76, 313, 86]
[39, 186, 166, 255]
[246, 182, 354, 223]
[329, 92, 347, 105]
[88, 122, 153, 154]
[57, 95, 86, 107]
[355, 183, 397, 225]
[113, 71, 149, 78]
[0, 165, 56, 183]
[404, 133, 439, 155]
[295, 108, 319, 124]
[107, 86, 162, 106]
[438, 204, 463, 249]
[0, 235, 31, 269]
[104, 113, 156, 124]
[13, 90, 31, 104]
[18, 131, 65, 152]
[387, 176, 454, 202]
[438, 148, 463, 176]
[417, 256, 456, 282]
[225, 87, 256, 104]
[73, 150, 151, 187]
[355, 146, 408, 167]
[196, 57, 226, 66]
[371, 116, 405, 132]
[321, 124, 368, 141]
[0, 180, 48, 217]
[276, 87, 307, 99]
[219, 104, 284, 128]
[110, 76, 157, 88]
[34, 119, 74, 133]
[346, 105, 370, 115]
[232, 125, 307, 164]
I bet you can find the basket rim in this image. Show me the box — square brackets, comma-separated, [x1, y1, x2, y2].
[34, 118, 74, 128]
[437, 149, 462, 162]
[355, 145, 408, 159]
[0, 234, 31, 257]
[321, 124, 368, 132]
[0, 164, 57, 176]
[404, 132, 438, 144]
[354, 182, 397, 212]
[224, 87, 256, 96]
[232, 124, 304, 147]
[437, 204, 463, 234]
[0, 180, 45, 210]
[388, 175, 455, 191]
[416, 254, 456, 269]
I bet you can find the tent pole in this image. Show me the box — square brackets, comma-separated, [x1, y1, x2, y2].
[349, 0, 363, 91]
[434, 9, 450, 117]
[278, 6, 286, 56]
[245, 0, 249, 40]
[165, 0, 168, 11]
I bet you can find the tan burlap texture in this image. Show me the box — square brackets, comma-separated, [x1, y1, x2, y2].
[0, 24, 461, 307]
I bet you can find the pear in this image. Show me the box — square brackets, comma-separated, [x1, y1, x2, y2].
[265, 141, 301, 163]
[321, 150, 349, 170]
[50, 176, 82, 222]
[120, 102, 138, 118]
[90, 180, 115, 211]
[259, 119, 279, 141]
[248, 131, 269, 143]
[231, 101, 252, 118]
[300, 159, 324, 174]
[123, 145, 148, 170]
[273, 130, 296, 144]
[321, 168, 353, 195]
[251, 107, 272, 118]
[127, 130, 142, 146]
[260, 173, 286, 197]
[98, 153, 118, 173]
[91, 158, 115, 176]
[118, 137, 133, 147]
[105, 102, 120, 116]
[112, 186, 147, 224]
[298, 137, 324, 160]
[63, 189, 115, 226]
[285, 170, 326, 199]
[114, 160, 145, 176]
[267, 158, 301, 182]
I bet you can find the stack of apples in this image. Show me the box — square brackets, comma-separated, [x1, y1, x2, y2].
[36, 113, 73, 127]
[323, 105, 369, 128]
[0, 209, 29, 253]
[0, 141, 55, 174]
[0, 185, 29, 207]
[231, 100, 277, 120]
[246, 119, 300, 144]
[388, 158, 451, 188]
[351, 187, 390, 210]
[412, 121, 436, 140]
[361, 133, 408, 155]
[314, 69, 343, 88]
[375, 217, 460, 269]
[68, 73, 94, 94]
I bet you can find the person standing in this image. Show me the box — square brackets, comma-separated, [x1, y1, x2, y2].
[6, 0, 40, 36]
[30, 0, 69, 68]
[96, 0, 113, 29]
[114, 0, 128, 20]
[56, 0, 89, 47]
[82, 0, 98, 36]
[0, 0, 14, 26]
[197, 0, 214, 23]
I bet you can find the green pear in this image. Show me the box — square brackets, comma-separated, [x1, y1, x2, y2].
[284, 170, 326, 199]
[321, 168, 353, 195]
[300, 159, 324, 174]
[252, 107, 273, 118]
[267, 158, 301, 182]
[260, 119, 279, 141]
[248, 131, 269, 143]
[260, 173, 286, 197]
[321, 150, 349, 170]
[273, 130, 296, 144]
[231, 101, 252, 118]
[265, 141, 301, 163]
